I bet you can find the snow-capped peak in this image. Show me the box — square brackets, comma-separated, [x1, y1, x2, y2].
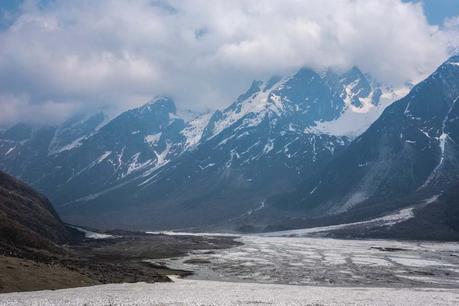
[140, 96, 177, 115]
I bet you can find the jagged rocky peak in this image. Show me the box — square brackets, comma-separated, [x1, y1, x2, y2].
[143, 96, 177, 114]
[270, 67, 346, 123]
[326, 66, 381, 108]
[233, 80, 264, 107]
[100, 96, 185, 138]
[124, 96, 179, 124]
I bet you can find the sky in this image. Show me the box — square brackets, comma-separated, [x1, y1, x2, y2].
[404, 0, 459, 25]
[1, 0, 459, 127]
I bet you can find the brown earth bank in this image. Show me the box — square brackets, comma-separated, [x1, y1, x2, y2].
[0, 231, 241, 294]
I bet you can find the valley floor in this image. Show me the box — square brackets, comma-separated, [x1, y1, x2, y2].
[2, 234, 459, 305]
[157, 235, 459, 288]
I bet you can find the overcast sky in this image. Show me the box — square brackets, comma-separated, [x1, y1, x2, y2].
[1, 0, 459, 127]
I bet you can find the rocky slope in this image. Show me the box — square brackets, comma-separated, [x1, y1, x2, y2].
[0, 170, 73, 257]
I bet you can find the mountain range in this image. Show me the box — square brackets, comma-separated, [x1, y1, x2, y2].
[1, 57, 458, 238]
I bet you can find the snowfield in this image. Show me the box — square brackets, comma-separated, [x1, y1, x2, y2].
[1, 277, 458, 306]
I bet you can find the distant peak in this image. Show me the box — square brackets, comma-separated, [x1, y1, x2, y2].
[249, 80, 264, 90]
[344, 66, 365, 78]
[295, 67, 319, 78]
[341, 66, 366, 81]
[264, 76, 282, 91]
[448, 46, 459, 57]
[146, 95, 174, 106]
[231, 80, 264, 106]
[446, 54, 459, 66]
[143, 96, 176, 114]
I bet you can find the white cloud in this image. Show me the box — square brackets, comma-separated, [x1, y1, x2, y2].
[0, 0, 457, 126]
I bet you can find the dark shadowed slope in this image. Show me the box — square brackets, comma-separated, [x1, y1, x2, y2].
[0, 170, 74, 258]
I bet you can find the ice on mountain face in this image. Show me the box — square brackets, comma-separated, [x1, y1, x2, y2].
[49, 136, 86, 155]
[310, 103, 382, 137]
[203, 78, 293, 139]
[124, 153, 153, 177]
[181, 112, 213, 149]
[263, 139, 274, 154]
[305, 68, 408, 137]
[153, 142, 172, 167]
[311, 86, 409, 137]
[144, 133, 162, 146]
[211, 90, 274, 137]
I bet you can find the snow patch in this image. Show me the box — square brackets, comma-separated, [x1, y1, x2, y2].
[96, 151, 111, 163]
[5, 147, 15, 155]
[71, 226, 115, 239]
[264, 207, 415, 237]
[144, 133, 161, 146]
[48, 136, 85, 155]
[181, 112, 212, 149]
[124, 153, 153, 177]
[198, 163, 216, 170]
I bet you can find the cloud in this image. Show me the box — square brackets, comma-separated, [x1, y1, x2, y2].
[0, 0, 457, 126]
